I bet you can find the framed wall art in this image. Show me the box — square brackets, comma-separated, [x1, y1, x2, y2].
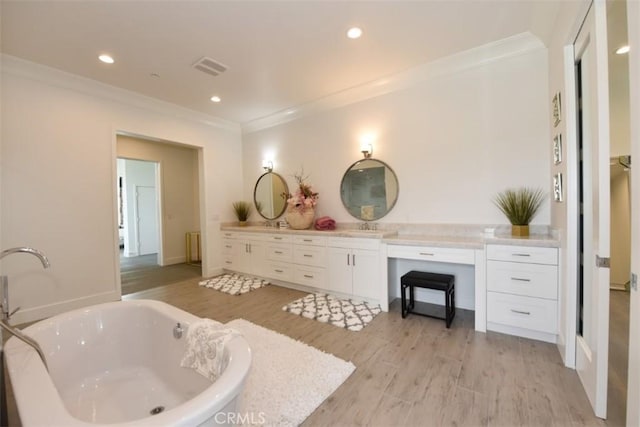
[553, 134, 563, 165]
[553, 172, 563, 202]
[552, 92, 562, 127]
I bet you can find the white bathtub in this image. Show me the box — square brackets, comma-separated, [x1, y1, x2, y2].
[4, 300, 251, 426]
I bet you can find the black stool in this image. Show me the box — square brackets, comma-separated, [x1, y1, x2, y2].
[401, 271, 455, 328]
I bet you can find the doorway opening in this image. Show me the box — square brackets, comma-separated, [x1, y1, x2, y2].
[116, 134, 203, 295]
[606, 0, 631, 424]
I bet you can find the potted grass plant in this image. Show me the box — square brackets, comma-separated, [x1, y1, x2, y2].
[232, 201, 252, 226]
[494, 187, 545, 237]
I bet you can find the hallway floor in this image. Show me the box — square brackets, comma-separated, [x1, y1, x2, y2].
[120, 252, 202, 295]
[607, 289, 630, 426]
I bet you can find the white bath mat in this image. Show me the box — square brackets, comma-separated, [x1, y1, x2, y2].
[282, 293, 381, 332]
[199, 273, 269, 295]
[227, 319, 355, 427]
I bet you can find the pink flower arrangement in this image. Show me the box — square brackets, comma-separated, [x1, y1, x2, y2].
[282, 170, 319, 212]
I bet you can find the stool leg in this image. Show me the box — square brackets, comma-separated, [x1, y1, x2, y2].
[445, 288, 451, 328]
[401, 284, 407, 318]
[409, 284, 415, 311]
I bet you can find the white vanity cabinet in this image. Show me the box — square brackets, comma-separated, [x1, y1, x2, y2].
[486, 244, 559, 343]
[328, 237, 380, 300]
[221, 232, 266, 277]
[292, 235, 327, 289]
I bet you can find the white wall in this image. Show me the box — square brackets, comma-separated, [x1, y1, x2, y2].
[0, 55, 242, 324]
[118, 135, 200, 265]
[243, 42, 551, 226]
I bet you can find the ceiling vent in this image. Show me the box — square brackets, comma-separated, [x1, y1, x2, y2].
[192, 56, 228, 77]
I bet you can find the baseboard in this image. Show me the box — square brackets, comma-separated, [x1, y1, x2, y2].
[163, 256, 186, 266]
[10, 290, 121, 325]
[487, 322, 557, 344]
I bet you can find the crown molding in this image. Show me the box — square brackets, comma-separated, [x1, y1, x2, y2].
[0, 54, 241, 133]
[242, 32, 546, 134]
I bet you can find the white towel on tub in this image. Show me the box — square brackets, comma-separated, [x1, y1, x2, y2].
[180, 319, 240, 382]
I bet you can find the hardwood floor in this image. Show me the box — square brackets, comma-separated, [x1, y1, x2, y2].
[122, 278, 607, 427]
[120, 252, 202, 295]
[607, 290, 630, 427]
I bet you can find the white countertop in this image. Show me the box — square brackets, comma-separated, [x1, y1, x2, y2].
[221, 224, 560, 248]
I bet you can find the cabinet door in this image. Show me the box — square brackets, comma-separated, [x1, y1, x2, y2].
[328, 247, 353, 294]
[246, 240, 266, 277]
[352, 249, 379, 300]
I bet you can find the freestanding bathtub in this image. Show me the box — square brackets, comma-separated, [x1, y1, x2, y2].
[4, 300, 251, 426]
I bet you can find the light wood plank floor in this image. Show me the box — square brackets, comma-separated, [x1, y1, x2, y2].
[119, 278, 609, 427]
[120, 252, 202, 295]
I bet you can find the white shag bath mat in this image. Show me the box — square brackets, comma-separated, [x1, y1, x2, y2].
[282, 293, 381, 332]
[227, 319, 355, 427]
[199, 273, 269, 295]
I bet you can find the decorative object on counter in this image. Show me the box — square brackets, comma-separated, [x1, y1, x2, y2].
[314, 216, 336, 231]
[278, 220, 289, 229]
[232, 201, 252, 226]
[199, 273, 269, 295]
[227, 318, 355, 426]
[340, 158, 399, 221]
[282, 293, 381, 332]
[553, 134, 563, 165]
[283, 169, 318, 230]
[553, 173, 564, 202]
[493, 187, 545, 237]
[552, 91, 562, 127]
[254, 171, 289, 220]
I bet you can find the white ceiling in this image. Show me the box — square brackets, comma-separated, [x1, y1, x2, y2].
[1, 1, 562, 125]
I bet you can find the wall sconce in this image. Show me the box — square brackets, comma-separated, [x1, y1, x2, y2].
[360, 143, 373, 159]
[262, 159, 273, 172]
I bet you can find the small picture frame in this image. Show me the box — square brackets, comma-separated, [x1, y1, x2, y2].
[553, 172, 563, 202]
[552, 92, 562, 127]
[553, 134, 563, 165]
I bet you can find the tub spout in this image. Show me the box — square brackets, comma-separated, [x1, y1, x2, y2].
[0, 247, 50, 268]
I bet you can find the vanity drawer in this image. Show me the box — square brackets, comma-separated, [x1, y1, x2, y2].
[221, 231, 237, 239]
[222, 256, 237, 270]
[266, 243, 293, 262]
[328, 237, 380, 250]
[487, 245, 558, 265]
[293, 235, 326, 246]
[294, 245, 326, 266]
[264, 262, 293, 281]
[387, 245, 475, 265]
[487, 261, 558, 300]
[221, 240, 234, 254]
[487, 292, 557, 334]
[294, 265, 326, 288]
[265, 234, 293, 243]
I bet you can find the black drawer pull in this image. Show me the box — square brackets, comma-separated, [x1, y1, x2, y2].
[510, 277, 531, 282]
[275, 251, 283, 254]
[512, 253, 531, 257]
[304, 274, 314, 279]
[303, 254, 313, 258]
[303, 239, 312, 242]
[510, 309, 531, 315]
[275, 269, 283, 273]
[419, 252, 434, 256]
[274, 237, 283, 240]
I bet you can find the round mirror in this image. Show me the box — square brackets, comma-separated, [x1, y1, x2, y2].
[340, 158, 399, 221]
[254, 172, 289, 220]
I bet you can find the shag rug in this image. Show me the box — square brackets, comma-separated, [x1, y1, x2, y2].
[282, 293, 381, 332]
[227, 319, 355, 426]
[199, 273, 269, 295]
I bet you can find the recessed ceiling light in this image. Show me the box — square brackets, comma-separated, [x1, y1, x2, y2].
[210, 96, 221, 103]
[347, 27, 362, 39]
[98, 54, 114, 64]
[616, 45, 630, 54]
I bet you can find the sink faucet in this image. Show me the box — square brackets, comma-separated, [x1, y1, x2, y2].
[0, 247, 50, 319]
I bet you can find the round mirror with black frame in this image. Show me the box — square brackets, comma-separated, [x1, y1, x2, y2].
[340, 158, 399, 221]
[254, 172, 289, 220]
